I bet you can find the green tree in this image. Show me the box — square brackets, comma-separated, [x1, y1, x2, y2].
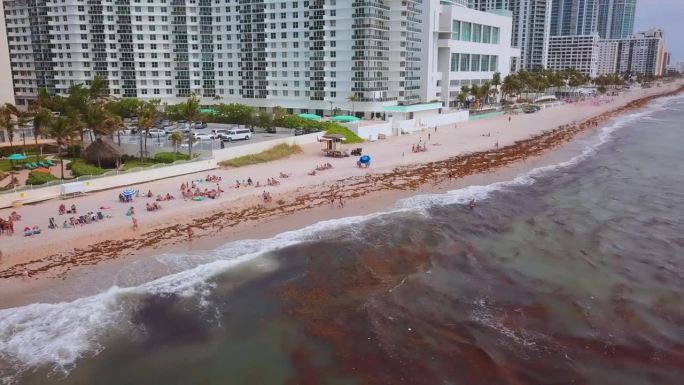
[136, 100, 161, 159]
[0, 105, 15, 147]
[169, 132, 183, 157]
[255, 112, 273, 129]
[49, 116, 77, 179]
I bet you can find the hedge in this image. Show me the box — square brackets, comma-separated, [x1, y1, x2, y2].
[67, 159, 106, 177]
[26, 171, 58, 185]
[154, 152, 191, 164]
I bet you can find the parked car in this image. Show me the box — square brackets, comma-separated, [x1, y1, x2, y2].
[294, 128, 306, 136]
[212, 129, 230, 137]
[220, 128, 252, 142]
[147, 129, 167, 137]
[193, 132, 215, 141]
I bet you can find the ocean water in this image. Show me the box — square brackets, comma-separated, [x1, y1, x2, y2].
[1, 95, 683, 384]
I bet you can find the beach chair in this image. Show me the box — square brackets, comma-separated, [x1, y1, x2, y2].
[29, 162, 38, 169]
[23, 163, 32, 170]
[46, 159, 55, 166]
[39, 161, 50, 168]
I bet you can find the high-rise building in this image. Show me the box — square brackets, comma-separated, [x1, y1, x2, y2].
[469, 0, 552, 71]
[597, 0, 636, 39]
[3, 0, 424, 115]
[547, 33, 599, 77]
[597, 29, 665, 76]
[0, 0, 16, 106]
[3, 0, 517, 115]
[549, 0, 599, 36]
[422, 0, 518, 107]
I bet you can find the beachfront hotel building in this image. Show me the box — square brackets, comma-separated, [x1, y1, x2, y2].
[0, 1, 15, 106]
[597, 29, 665, 76]
[2, 0, 425, 116]
[546, 33, 599, 77]
[422, 0, 518, 107]
[1, 0, 517, 118]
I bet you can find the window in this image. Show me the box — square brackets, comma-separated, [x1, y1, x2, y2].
[483, 26, 491, 44]
[472, 54, 480, 71]
[491, 27, 499, 44]
[472, 24, 481, 43]
[450, 53, 459, 71]
[452, 20, 460, 40]
[460, 54, 470, 71]
[461, 22, 471, 42]
[489, 56, 497, 71]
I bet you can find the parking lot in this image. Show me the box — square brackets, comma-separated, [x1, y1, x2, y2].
[108, 127, 298, 157]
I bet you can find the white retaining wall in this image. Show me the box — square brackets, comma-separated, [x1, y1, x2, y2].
[347, 121, 393, 141]
[419, 110, 470, 127]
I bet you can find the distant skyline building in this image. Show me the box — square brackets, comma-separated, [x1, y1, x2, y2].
[597, 0, 636, 39]
[547, 33, 599, 77]
[597, 28, 665, 76]
[549, 0, 599, 36]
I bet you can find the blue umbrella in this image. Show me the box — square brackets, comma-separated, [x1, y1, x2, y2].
[359, 155, 371, 164]
[6, 153, 27, 161]
[122, 188, 136, 197]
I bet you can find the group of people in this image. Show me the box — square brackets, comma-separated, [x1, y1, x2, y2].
[205, 174, 222, 183]
[181, 185, 223, 200]
[261, 190, 273, 203]
[61, 211, 109, 229]
[156, 193, 175, 202]
[315, 163, 334, 171]
[146, 202, 162, 211]
[0, 211, 21, 235]
[58, 204, 77, 215]
[411, 143, 428, 153]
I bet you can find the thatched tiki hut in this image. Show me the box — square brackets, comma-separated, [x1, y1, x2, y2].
[83, 137, 123, 168]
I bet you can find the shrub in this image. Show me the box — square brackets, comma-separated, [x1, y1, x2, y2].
[26, 171, 58, 185]
[154, 152, 190, 164]
[67, 159, 106, 177]
[219, 143, 302, 168]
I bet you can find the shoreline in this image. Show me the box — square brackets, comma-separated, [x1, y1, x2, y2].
[0, 83, 681, 291]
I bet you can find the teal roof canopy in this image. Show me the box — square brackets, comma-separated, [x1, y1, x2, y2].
[297, 113, 321, 120]
[330, 115, 361, 122]
[382, 103, 443, 113]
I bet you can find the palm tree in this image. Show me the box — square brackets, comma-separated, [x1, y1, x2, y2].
[457, 85, 470, 109]
[346, 93, 361, 116]
[491, 72, 501, 103]
[49, 117, 76, 179]
[0, 105, 16, 147]
[136, 100, 160, 160]
[169, 132, 183, 160]
[178, 95, 201, 158]
[31, 108, 53, 161]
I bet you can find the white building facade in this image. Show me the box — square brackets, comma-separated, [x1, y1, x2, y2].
[422, 0, 518, 107]
[0, 0, 15, 106]
[547, 33, 599, 77]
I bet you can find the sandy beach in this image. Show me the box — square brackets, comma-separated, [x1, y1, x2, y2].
[0, 82, 681, 288]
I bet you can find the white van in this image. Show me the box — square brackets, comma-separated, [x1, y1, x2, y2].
[220, 128, 252, 142]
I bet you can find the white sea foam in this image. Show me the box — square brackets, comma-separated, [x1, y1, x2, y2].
[0, 94, 680, 384]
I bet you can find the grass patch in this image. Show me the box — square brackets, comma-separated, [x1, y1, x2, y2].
[219, 143, 302, 168]
[121, 159, 157, 170]
[154, 152, 190, 163]
[324, 125, 364, 144]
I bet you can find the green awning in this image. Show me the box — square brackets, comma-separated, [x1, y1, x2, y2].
[200, 108, 217, 114]
[6, 153, 27, 161]
[297, 113, 321, 121]
[330, 115, 361, 122]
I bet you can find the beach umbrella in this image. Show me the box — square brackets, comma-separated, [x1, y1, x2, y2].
[297, 113, 321, 121]
[122, 188, 136, 197]
[359, 155, 371, 164]
[7, 153, 27, 161]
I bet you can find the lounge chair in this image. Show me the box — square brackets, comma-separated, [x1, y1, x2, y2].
[29, 162, 38, 169]
[39, 161, 50, 168]
[46, 159, 55, 166]
[23, 163, 32, 170]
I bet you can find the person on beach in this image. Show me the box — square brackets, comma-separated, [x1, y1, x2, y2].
[338, 197, 344, 209]
[508, 116, 512, 123]
[131, 216, 138, 231]
[23, 268, 30, 280]
[187, 227, 193, 241]
[469, 198, 476, 210]
[428, 133, 431, 141]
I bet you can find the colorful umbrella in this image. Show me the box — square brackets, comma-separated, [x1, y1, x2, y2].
[122, 188, 136, 197]
[359, 155, 371, 164]
[6, 153, 27, 161]
[330, 115, 360, 122]
[297, 113, 321, 121]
